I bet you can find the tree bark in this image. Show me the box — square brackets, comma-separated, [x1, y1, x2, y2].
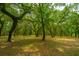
[0, 23, 3, 36]
[35, 31, 39, 37]
[7, 19, 18, 42]
[49, 27, 54, 37]
[0, 21, 4, 36]
[0, 4, 31, 42]
[39, 4, 45, 41]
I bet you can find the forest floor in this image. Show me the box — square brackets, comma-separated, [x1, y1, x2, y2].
[0, 35, 79, 56]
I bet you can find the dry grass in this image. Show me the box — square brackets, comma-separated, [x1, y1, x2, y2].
[0, 35, 79, 56]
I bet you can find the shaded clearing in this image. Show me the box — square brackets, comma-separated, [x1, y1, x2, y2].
[0, 35, 79, 56]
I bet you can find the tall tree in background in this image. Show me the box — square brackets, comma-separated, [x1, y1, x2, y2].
[39, 4, 45, 41]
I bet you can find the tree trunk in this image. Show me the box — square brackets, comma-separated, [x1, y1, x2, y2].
[29, 29, 32, 35]
[42, 20, 45, 41]
[39, 4, 45, 41]
[0, 25, 3, 36]
[42, 27, 45, 41]
[49, 27, 54, 37]
[35, 31, 39, 37]
[0, 21, 1, 36]
[0, 4, 30, 42]
[7, 20, 18, 42]
[0, 21, 4, 36]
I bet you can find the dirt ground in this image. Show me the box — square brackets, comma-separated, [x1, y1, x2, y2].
[0, 35, 79, 56]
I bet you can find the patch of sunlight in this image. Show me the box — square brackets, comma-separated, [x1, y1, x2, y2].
[75, 43, 79, 45]
[0, 46, 7, 48]
[76, 47, 79, 48]
[32, 52, 40, 56]
[22, 44, 39, 52]
[12, 46, 17, 48]
[63, 46, 71, 49]
[54, 38, 75, 42]
[14, 35, 41, 40]
[57, 48, 64, 52]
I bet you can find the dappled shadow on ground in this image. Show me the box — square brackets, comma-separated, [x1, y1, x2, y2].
[0, 36, 79, 56]
[12, 39, 63, 56]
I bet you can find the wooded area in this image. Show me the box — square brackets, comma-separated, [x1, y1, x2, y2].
[0, 3, 79, 56]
